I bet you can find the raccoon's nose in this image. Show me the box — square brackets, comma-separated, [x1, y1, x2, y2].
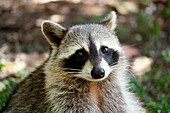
[91, 67, 105, 79]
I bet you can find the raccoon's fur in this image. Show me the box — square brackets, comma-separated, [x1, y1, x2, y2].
[2, 11, 145, 113]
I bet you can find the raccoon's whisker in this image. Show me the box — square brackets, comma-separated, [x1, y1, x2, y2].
[110, 65, 135, 78]
[58, 72, 82, 75]
[62, 68, 82, 72]
[111, 63, 132, 67]
[127, 70, 136, 78]
[115, 59, 129, 63]
[121, 42, 144, 48]
[62, 68, 81, 70]
[110, 72, 117, 75]
[110, 65, 130, 71]
[111, 59, 132, 65]
[111, 65, 133, 70]
[64, 69, 82, 72]
[65, 72, 82, 74]
[110, 60, 128, 66]
[110, 62, 120, 66]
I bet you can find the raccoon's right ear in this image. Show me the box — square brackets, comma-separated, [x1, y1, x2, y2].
[41, 20, 67, 47]
[100, 11, 117, 31]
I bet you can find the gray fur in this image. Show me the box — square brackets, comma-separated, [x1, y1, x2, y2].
[2, 11, 145, 113]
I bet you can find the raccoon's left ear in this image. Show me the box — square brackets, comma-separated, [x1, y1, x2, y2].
[41, 20, 67, 47]
[100, 11, 117, 31]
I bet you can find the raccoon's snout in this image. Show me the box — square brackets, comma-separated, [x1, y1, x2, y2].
[91, 67, 105, 79]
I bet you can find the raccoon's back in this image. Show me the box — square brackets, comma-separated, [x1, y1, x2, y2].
[2, 66, 49, 113]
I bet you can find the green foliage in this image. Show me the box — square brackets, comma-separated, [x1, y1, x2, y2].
[139, 0, 153, 6]
[136, 10, 162, 42]
[0, 56, 28, 111]
[17, 70, 28, 79]
[130, 49, 170, 113]
[162, 50, 170, 63]
[74, 17, 86, 24]
[117, 23, 131, 42]
[0, 69, 29, 111]
[117, 1, 169, 112]
[0, 78, 16, 110]
[159, 1, 170, 18]
[0, 57, 5, 71]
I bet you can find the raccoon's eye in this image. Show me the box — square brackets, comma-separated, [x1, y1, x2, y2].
[77, 51, 83, 57]
[101, 46, 109, 54]
[75, 49, 86, 58]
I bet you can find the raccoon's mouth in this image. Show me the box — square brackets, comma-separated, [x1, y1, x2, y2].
[72, 72, 110, 82]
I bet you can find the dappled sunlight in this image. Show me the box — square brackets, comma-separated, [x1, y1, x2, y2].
[35, 18, 45, 27]
[50, 14, 66, 23]
[132, 56, 153, 77]
[0, 52, 48, 80]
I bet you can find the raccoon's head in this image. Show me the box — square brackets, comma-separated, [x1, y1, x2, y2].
[42, 11, 126, 82]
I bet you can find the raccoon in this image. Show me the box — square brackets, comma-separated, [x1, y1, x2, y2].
[2, 11, 145, 113]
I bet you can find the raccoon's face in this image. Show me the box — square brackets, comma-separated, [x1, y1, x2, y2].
[42, 11, 125, 82]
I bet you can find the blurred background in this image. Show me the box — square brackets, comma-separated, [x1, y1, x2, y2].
[0, 0, 169, 112]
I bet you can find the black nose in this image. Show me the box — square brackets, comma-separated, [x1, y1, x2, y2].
[91, 67, 105, 79]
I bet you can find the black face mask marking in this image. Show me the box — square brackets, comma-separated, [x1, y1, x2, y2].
[64, 49, 88, 72]
[100, 46, 119, 66]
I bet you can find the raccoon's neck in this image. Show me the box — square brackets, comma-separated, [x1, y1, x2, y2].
[45, 73, 127, 113]
[45, 75, 100, 112]
[98, 74, 127, 112]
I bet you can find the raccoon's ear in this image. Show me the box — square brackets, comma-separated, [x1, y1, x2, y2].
[41, 20, 67, 47]
[100, 11, 117, 31]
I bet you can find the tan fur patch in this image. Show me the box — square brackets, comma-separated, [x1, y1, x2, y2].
[90, 82, 100, 106]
